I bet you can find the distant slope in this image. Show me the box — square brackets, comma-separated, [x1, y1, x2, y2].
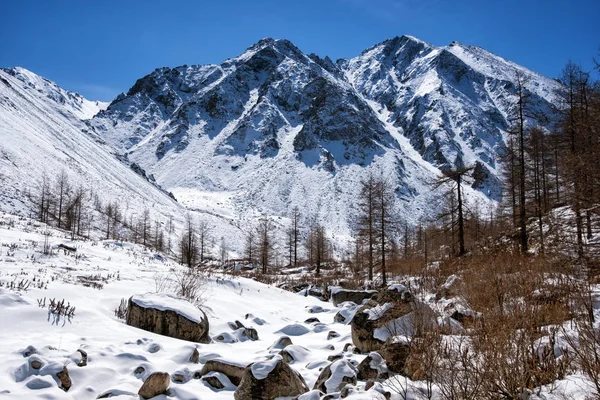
[0, 67, 181, 226]
[2, 67, 108, 120]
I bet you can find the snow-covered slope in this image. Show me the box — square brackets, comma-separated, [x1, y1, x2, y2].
[0, 67, 182, 219]
[88, 36, 561, 240]
[2, 67, 108, 120]
[0, 217, 357, 399]
[342, 36, 562, 198]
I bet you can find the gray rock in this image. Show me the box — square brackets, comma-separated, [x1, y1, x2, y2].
[189, 347, 199, 363]
[56, 366, 72, 392]
[234, 356, 309, 400]
[313, 359, 357, 393]
[197, 359, 247, 386]
[138, 372, 170, 399]
[126, 296, 210, 343]
[331, 289, 376, 307]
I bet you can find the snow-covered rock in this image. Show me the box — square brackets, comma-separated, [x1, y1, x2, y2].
[235, 355, 309, 399]
[126, 293, 210, 343]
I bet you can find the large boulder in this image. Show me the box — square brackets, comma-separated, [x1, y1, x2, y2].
[313, 359, 358, 393]
[126, 293, 210, 343]
[350, 285, 437, 353]
[234, 355, 309, 400]
[331, 288, 377, 307]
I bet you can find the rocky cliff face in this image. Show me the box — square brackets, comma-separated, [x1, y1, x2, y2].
[87, 35, 561, 235]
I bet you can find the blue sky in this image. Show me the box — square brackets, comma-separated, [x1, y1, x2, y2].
[2, 0, 598, 101]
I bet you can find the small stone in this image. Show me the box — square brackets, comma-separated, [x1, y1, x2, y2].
[304, 317, 320, 323]
[340, 384, 354, 398]
[189, 348, 200, 363]
[77, 349, 88, 367]
[172, 373, 185, 383]
[343, 343, 354, 352]
[234, 320, 245, 329]
[56, 366, 72, 392]
[30, 359, 43, 370]
[243, 327, 259, 341]
[202, 375, 225, 389]
[147, 343, 162, 353]
[134, 366, 145, 375]
[365, 380, 375, 391]
[327, 331, 340, 340]
[327, 353, 343, 362]
[138, 372, 170, 399]
[22, 345, 37, 357]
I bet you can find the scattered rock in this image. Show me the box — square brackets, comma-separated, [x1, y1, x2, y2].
[280, 349, 295, 364]
[202, 373, 225, 389]
[379, 341, 411, 374]
[340, 384, 356, 398]
[365, 379, 375, 391]
[26, 377, 53, 390]
[269, 336, 293, 350]
[278, 345, 310, 364]
[56, 366, 72, 392]
[189, 347, 199, 363]
[304, 317, 320, 324]
[327, 331, 340, 340]
[234, 355, 309, 400]
[77, 349, 88, 367]
[343, 343, 354, 352]
[331, 289, 376, 307]
[313, 359, 357, 394]
[276, 324, 310, 336]
[215, 332, 238, 343]
[172, 372, 186, 383]
[126, 293, 210, 343]
[350, 287, 432, 353]
[22, 345, 37, 357]
[29, 357, 43, 370]
[435, 274, 461, 300]
[307, 305, 325, 313]
[450, 309, 476, 325]
[147, 343, 162, 353]
[243, 327, 259, 341]
[327, 353, 343, 362]
[138, 372, 170, 399]
[134, 366, 145, 375]
[198, 359, 247, 386]
[357, 352, 388, 380]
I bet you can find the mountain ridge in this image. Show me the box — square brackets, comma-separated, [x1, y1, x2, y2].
[0, 35, 563, 252]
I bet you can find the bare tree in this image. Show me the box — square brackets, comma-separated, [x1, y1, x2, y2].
[180, 214, 198, 268]
[55, 170, 70, 229]
[257, 215, 274, 274]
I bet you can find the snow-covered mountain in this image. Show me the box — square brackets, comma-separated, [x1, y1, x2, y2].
[0, 67, 181, 224]
[87, 36, 561, 241]
[2, 67, 109, 120]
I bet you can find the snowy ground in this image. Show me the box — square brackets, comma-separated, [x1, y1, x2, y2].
[0, 214, 364, 399]
[0, 212, 598, 400]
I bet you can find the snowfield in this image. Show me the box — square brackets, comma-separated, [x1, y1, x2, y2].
[0, 213, 598, 400]
[0, 214, 360, 399]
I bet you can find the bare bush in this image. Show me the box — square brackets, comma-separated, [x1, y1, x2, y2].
[153, 267, 209, 308]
